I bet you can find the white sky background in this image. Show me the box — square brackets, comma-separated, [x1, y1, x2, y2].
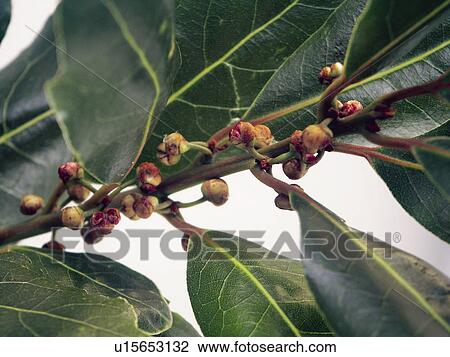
[1, 0, 449, 329]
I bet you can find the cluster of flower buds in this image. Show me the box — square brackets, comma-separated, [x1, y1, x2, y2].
[121, 193, 159, 220]
[82, 208, 121, 244]
[60, 206, 85, 230]
[136, 162, 162, 195]
[42, 240, 65, 251]
[20, 194, 44, 215]
[319, 62, 343, 84]
[157, 133, 190, 166]
[290, 124, 333, 155]
[229, 121, 274, 147]
[201, 178, 229, 206]
[58, 162, 84, 183]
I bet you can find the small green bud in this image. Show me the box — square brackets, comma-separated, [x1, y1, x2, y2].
[329, 62, 343, 78]
[61, 206, 84, 230]
[20, 194, 44, 215]
[201, 178, 229, 206]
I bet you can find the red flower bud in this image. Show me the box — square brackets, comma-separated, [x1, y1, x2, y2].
[339, 100, 363, 118]
[229, 121, 256, 146]
[42, 240, 65, 251]
[318, 66, 332, 84]
[282, 159, 302, 180]
[105, 208, 121, 225]
[58, 162, 83, 183]
[20, 194, 44, 215]
[81, 226, 104, 245]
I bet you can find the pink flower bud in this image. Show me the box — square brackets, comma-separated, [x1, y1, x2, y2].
[58, 162, 83, 183]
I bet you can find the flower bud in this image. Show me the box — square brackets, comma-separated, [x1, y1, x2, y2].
[89, 211, 113, 235]
[121, 194, 140, 220]
[164, 133, 190, 156]
[105, 208, 121, 225]
[339, 100, 363, 118]
[136, 162, 161, 194]
[282, 159, 302, 180]
[318, 66, 332, 84]
[299, 124, 333, 154]
[274, 193, 292, 211]
[58, 162, 83, 183]
[157, 143, 182, 166]
[20, 194, 44, 215]
[61, 206, 84, 230]
[330, 62, 343, 78]
[201, 178, 229, 206]
[42, 240, 65, 251]
[289, 130, 303, 152]
[67, 184, 90, 203]
[254, 125, 274, 147]
[229, 121, 256, 146]
[133, 195, 158, 219]
[81, 226, 104, 245]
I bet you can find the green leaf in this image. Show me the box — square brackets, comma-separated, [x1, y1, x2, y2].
[142, 0, 359, 175]
[0, 0, 11, 44]
[187, 232, 331, 337]
[291, 192, 450, 336]
[371, 124, 450, 243]
[245, 15, 450, 146]
[0, 246, 172, 336]
[158, 312, 201, 337]
[46, 0, 178, 183]
[412, 137, 450, 199]
[344, 0, 450, 81]
[0, 19, 71, 227]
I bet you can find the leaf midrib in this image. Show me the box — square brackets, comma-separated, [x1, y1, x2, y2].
[292, 193, 450, 334]
[15, 247, 171, 327]
[167, 0, 300, 104]
[203, 235, 302, 337]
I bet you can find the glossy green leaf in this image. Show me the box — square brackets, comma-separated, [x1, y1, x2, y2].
[291, 192, 450, 336]
[187, 231, 331, 337]
[413, 137, 450, 199]
[0, 0, 10, 43]
[142, 0, 356, 175]
[46, 0, 178, 183]
[371, 124, 450, 243]
[0, 19, 71, 227]
[245, 16, 450, 146]
[344, 0, 450, 81]
[0, 246, 172, 336]
[158, 312, 201, 337]
[0, 247, 172, 336]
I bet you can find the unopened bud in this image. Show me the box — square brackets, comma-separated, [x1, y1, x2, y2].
[121, 194, 139, 220]
[201, 178, 229, 206]
[299, 124, 333, 154]
[137, 162, 161, 194]
[133, 195, 158, 219]
[254, 125, 274, 147]
[339, 100, 363, 118]
[20, 194, 44, 215]
[81, 226, 104, 245]
[61, 206, 84, 230]
[329, 62, 343, 78]
[58, 162, 83, 183]
[157, 143, 182, 166]
[164, 133, 190, 156]
[318, 66, 332, 84]
[42, 240, 65, 251]
[67, 184, 90, 203]
[229, 121, 256, 146]
[274, 193, 292, 211]
[282, 159, 302, 180]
